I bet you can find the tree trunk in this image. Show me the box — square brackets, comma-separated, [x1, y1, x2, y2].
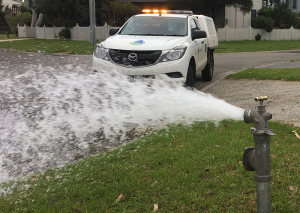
[36, 13, 43, 27]
[31, 10, 37, 27]
[30, 0, 37, 27]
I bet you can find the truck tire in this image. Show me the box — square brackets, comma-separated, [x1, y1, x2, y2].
[202, 52, 214, 81]
[185, 62, 195, 87]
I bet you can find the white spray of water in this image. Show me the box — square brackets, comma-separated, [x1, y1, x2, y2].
[0, 64, 244, 183]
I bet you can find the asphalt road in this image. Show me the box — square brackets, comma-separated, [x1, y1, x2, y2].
[196, 49, 300, 90]
[1, 48, 300, 87]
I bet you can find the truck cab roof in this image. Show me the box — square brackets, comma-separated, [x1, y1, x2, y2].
[134, 14, 190, 18]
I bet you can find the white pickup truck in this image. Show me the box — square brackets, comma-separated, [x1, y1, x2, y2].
[93, 10, 218, 87]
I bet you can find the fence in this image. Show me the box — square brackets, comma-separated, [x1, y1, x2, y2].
[18, 23, 112, 41]
[217, 25, 300, 41]
[18, 23, 300, 41]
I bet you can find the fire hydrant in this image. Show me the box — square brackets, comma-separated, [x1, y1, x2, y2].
[243, 96, 275, 213]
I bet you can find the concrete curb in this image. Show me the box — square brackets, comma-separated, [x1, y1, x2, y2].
[0, 38, 34, 42]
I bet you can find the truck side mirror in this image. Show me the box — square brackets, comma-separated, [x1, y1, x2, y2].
[109, 28, 120, 36]
[192, 30, 207, 40]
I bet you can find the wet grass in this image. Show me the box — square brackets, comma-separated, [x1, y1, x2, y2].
[0, 31, 18, 40]
[1, 39, 300, 54]
[1, 120, 300, 212]
[0, 38, 95, 54]
[215, 40, 300, 53]
[226, 68, 300, 81]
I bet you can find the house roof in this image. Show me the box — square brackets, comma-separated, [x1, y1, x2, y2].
[121, 0, 167, 2]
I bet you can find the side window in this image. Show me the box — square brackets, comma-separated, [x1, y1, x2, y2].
[190, 19, 199, 39]
[190, 19, 199, 33]
[194, 19, 201, 30]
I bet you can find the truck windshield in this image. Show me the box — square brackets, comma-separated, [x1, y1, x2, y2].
[119, 16, 187, 36]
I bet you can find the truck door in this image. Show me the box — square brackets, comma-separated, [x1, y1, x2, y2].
[190, 18, 207, 72]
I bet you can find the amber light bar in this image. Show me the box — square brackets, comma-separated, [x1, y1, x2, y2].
[142, 9, 193, 15]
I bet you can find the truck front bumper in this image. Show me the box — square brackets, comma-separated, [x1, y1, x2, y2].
[92, 55, 188, 84]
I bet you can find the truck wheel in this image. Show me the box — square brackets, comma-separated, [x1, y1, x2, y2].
[202, 52, 214, 81]
[185, 62, 195, 87]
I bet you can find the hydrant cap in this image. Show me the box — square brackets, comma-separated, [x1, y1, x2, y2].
[254, 96, 268, 101]
[244, 108, 252, 123]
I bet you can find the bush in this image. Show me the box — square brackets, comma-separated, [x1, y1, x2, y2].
[294, 14, 300, 29]
[62, 20, 77, 28]
[258, 6, 272, 17]
[294, 19, 300, 29]
[5, 12, 31, 35]
[58, 28, 71, 39]
[255, 33, 261, 41]
[270, 1, 295, 28]
[257, 2, 295, 29]
[254, 16, 275, 33]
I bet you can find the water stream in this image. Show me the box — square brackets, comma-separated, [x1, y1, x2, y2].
[0, 64, 244, 183]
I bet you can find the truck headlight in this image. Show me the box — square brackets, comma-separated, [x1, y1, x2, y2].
[94, 44, 110, 60]
[161, 46, 187, 62]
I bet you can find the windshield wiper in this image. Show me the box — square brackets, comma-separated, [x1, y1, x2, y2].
[166, 34, 184, 36]
[148, 33, 165, 36]
[125, 33, 166, 36]
[127, 34, 148, 35]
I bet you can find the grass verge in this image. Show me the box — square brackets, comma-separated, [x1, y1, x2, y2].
[1, 120, 300, 212]
[1, 39, 300, 54]
[226, 68, 300, 81]
[0, 39, 95, 54]
[215, 40, 300, 53]
[0, 31, 18, 40]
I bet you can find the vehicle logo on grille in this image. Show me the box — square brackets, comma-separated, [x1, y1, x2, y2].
[128, 53, 138, 62]
[129, 40, 145, 45]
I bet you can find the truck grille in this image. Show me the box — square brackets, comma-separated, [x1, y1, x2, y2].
[109, 50, 162, 67]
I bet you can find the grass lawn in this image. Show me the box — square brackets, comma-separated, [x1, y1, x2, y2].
[1, 39, 300, 54]
[0, 38, 95, 54]
[1, 120, 300, 212]
[226, 68, 300, 81]
[215, 40, 300, 53]
[0, 31, 18, 40]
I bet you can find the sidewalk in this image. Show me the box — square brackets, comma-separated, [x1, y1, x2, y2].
[0, 38, 34, 42]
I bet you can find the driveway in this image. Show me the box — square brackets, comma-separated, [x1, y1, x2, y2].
[200, 50, 300, 127]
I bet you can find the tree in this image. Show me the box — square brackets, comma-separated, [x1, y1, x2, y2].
[3, 5, 11, 15]
[16, 0, 111, 27]
[35, 0, 91, 27]
[166, 0, 253, 19]
[14, 0, 44, 27]
[257, 1, 295, 29]
[5, 12, 31, 35]
[0, 0, 7, 26]
[270, 1, 295, 28]
[95, 0, 110, 26]
[101, 0, 141, 26]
